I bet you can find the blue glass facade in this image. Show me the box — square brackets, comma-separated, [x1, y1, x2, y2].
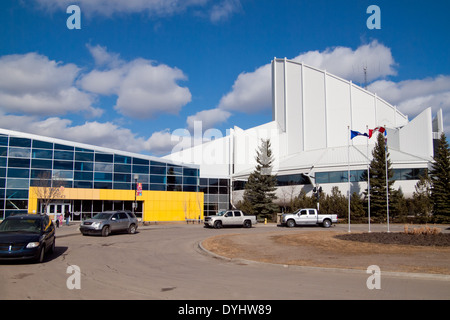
[0, 131, 222, 219]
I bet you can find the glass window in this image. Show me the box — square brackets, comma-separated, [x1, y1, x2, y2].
[167, 165, 182, 175]
[54, 143, 74, 151]
[133, 157, 149, 165]
[114, 173, 130, 183]
[31, 169, 51, 179]
[0, 157, 6, 167]
[75, 147, 94, 152]
[150, 175, 166, 184]
[8, 157, 30, 168]
[114, 155, 131, 164]
[167, 175, 182, 184]
[183, 168, 198, 177]
[167, 184, 182, 191]
[6, 188, 29, 198]
[31, 159, 52, 169]
[71, 181, 89, 189]
[183, 185, 197, 192]
[94, 182, 112, 189]
[0, 147, 7, 156]
[7, 178, 30, 188]
[7, 168, 29, 178]
[32, 140, 53, 149]
[32, 149, 53, 159]
[200, 178, 208, 186]
[0, 168, 5, 178]
[75, 161, 93, 171]
[0, 178, 4, 188]
[74, 181, 93, 188]
[54, 150, 74, 160]
[53, 160, 73, 170]
[150, 160, 164, 166]
[133, 174, 149, 183]
[0, 135, 8, 146]
[53, 170, 73, 180]
[315, 172, 328, 184]
[75, 152, 94, 161]
[94, 172, 112, 182]
[95, 153, 113, 163]
[183, 177, 198, 185]
[9, 137, 31, 148]
[8, 147, 30, 158]
[74, 171, 93, 181]
[114, 164, 131, 173]
[150, 166, 166, 175]
[150, 184, 166, 191]
[132, 165, 149, 174]
[114, 182, 131, 190]
[95, 163, 113, 172]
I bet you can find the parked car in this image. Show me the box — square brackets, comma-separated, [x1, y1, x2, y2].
[204, 210, 257, 229]
[280, 208, 338, 228]
[80, 210, 138, 236]
[0, 214, 56, 263]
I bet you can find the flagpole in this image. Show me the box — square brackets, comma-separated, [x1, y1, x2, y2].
[348, 126, 351, 233]
[384, 125, 390, 233]
[366, 125, 371, 233]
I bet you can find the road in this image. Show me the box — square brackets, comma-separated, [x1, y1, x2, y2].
[1, 223, 449, 300]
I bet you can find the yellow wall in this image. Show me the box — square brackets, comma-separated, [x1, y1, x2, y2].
[28, 187, 204, 222]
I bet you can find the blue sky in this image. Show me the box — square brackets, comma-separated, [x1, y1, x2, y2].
[0, 0, 449, 156]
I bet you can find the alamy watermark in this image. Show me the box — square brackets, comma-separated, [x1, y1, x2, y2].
[366, 265, 381, 290]
[66, 265, 81, 290]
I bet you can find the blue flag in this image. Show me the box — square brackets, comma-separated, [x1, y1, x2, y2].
[350, 130, 369, 139]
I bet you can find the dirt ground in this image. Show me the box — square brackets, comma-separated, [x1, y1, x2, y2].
[202, 228, 450, 275]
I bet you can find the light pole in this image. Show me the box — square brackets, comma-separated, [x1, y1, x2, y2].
[133, 174, 139, 215]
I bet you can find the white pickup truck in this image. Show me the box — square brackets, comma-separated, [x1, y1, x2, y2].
[204, 210, 257, 229]
[281, 208, 337, 228]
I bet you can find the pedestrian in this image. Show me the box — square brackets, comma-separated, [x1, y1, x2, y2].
[65, 208, 70, 226]
[58, 214, 63, 227]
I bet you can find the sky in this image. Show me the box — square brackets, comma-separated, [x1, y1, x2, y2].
[0, 0, 449, 156]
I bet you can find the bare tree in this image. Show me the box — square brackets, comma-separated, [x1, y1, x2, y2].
[33, 172, 64, 215]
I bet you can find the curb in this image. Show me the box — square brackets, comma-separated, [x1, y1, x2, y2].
[197, 240, 450, 282]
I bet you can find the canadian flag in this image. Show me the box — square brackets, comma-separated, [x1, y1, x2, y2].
[368, 126, 386, 138]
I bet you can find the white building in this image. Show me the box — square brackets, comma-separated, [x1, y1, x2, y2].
[166, 58, 443, 204]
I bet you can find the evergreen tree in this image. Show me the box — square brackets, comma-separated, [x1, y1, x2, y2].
[242, 139, 278, 219]
[430, 133, 450, 216]
[367, 132, 395, 221]
[412, 170, 432, 217]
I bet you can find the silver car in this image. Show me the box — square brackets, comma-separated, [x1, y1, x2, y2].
[80, 211, 138, 237]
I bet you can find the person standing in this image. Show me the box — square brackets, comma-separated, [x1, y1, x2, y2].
[65, 208, 70, 226]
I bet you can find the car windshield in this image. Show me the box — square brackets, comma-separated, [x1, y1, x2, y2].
[0, 219, 41, 233]
[217, 211, 226, 216]
[92, 212, 113, 220]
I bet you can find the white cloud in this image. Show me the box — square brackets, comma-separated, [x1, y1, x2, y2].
[218, 63, 272, 113]
[292, 40, 397, 83]
[186, 108, 231, 130]
[368, 75, 450, 133]
[80, 45, 192, 119]
[0, 52, 101, 117]
[34, 0, 211, 18]
[218, 40, 397, 115]
[209, 0, 242, 22]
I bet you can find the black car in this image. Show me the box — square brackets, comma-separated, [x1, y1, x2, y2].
[0, 214, 56, 263]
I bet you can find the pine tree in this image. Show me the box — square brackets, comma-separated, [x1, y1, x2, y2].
[243, 139, 278, 220]
[430, 133, 450, 217]
[412, 170, 432, 217]
[367, 132, 395, 221]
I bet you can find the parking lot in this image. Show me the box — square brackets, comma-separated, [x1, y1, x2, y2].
[1, 223, 449, 300]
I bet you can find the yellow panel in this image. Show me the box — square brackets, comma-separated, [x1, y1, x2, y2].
[28, 186, 203, 222]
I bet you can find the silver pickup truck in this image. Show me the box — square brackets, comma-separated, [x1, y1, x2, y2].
[281, 208, 337, 228]
[204, 210, 257, 229]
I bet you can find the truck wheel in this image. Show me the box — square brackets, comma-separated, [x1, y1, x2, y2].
[243, 220, 252, 228]
[214, 221, 222, 229]
[322, 219, 332, 228]
[286, 219, 296, 228]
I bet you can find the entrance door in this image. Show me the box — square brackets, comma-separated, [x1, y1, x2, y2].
[41, 202, 71, 221]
